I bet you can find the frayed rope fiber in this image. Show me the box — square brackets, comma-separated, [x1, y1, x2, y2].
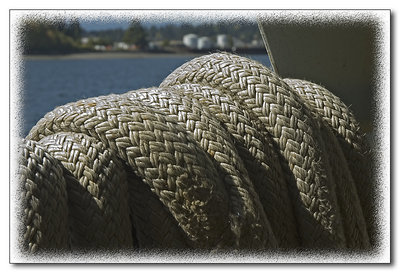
[18, 52, 374, 252]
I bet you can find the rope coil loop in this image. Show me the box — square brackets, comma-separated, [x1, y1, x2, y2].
[17, 52, 373, 252]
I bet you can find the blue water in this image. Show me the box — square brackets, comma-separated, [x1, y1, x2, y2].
[21, 54, 271, 136]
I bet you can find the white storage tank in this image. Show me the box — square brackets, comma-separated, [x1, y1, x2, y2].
[197, 36, 213, 50]
[217, 34, 229, 49]
[183, 34, 198, 49]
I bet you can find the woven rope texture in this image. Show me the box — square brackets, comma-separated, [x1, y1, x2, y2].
[17, 52, 373, 252]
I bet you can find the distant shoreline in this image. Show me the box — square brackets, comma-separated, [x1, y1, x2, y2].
[23, 51, 207, 60]
[23, 49, 267, 60]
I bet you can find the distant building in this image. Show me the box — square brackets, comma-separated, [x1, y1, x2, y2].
[114, 42, 129, 50]
[217, 34, 229, 49]
[94, 45, 106, 51]
[197, 36, 213, 50]
[148, 41, 158, 50]
[81, 37, 90, 45]
[82, 36, 100, 45]
[183, 34, 198, 49]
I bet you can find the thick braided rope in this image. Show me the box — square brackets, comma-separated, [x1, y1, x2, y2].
[284, 79, 375, 246]
[17, 52, 373, 252]
[126, 85, 299, 248]
[126, 169, 189, 248]
[126, 87, 277, 248]
[20, 134, 190, 251]
[26, 94, 244, 248]
[161, 52, 355, 248]
[36, 132, 134, 248]
[19, 140, 70, 252]
[318, 124, 370, 248]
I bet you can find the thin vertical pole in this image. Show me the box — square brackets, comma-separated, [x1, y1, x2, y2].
[257, 20, 279, 76]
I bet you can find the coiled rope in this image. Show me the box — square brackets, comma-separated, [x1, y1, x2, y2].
[17, 52, 373, 252]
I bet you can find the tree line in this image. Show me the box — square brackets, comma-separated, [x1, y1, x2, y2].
[21, 19, 85, 54]
[21, 19, 261, 55]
